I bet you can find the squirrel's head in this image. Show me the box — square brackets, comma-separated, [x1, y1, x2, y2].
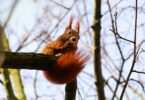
[63, 17, 80, 44]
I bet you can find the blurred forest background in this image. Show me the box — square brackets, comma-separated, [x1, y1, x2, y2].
[0, 0, 145, 100]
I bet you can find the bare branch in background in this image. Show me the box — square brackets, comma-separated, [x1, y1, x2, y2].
[49, 0, 71, 10]
[120, 0, 138, 99]
[107, 1, 127, 99]
[4, 0, 19, 27]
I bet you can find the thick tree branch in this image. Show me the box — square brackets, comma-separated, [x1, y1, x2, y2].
[0, 52, 57, 70]
[92, 0, 106, 100]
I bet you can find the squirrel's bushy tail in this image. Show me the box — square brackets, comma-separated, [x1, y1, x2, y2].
[43, 51, 89, 84]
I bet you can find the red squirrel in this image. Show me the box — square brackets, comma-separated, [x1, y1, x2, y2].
[42, 17, 89, 84]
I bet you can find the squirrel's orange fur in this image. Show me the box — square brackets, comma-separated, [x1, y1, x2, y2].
[43, 52, 89, 84]
[42, 17, 89, 84]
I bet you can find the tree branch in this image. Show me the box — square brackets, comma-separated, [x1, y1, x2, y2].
[0, 52, 57, 70]
[120, 0, 138, 99]
[92, 0, 106, 100]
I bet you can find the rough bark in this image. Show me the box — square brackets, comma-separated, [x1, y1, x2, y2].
[92, 0, 106, 100]
[0, 52, 57, 70]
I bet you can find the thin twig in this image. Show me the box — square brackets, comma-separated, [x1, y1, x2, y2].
[133, 70, 145, 75]
[120, 0, 138, 99]
[107, 1, 127, 99]
[49, 0, 71, 10]
[4, 0, 19, 27]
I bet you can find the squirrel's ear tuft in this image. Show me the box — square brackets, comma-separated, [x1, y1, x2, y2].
[68, 17, 73, 29]
[65, 17, 73, 31]
[75, 21, 80, 33]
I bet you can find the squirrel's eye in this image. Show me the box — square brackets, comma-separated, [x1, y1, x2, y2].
[72, 38, 76, 42]
[71, 37, 77, 42]
[68, 31, 71, 34]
